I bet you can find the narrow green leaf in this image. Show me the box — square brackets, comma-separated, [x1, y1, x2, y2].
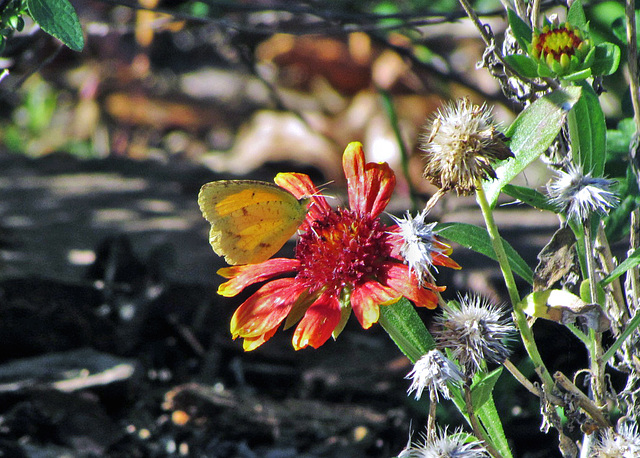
[503, 54, 539, 78]
[379, 298, 435, 364]
[484, 86, 582, 207]
[507, 9, 532, 49]
[476, 389, 513, 458]
[591, 42, 621, 76]
[568, 83, 606, 176]
[470, 367, 503, 410]
[602, 248, 640, 285]
[435, 222, 534, 284]
[562, 68, 592, 81]
[450, 369, 513, 458]
[567, 0, 587, 29]
[502, 184, 557, 212]
[27, 0, 84, 51]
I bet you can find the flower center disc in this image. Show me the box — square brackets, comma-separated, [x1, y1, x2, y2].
[295, 209, 391, 291]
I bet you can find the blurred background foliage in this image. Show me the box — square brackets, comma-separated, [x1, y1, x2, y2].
[0, 0, 632, 184]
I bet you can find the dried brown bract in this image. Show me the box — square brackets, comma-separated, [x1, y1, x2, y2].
[420, 98, 513, 196]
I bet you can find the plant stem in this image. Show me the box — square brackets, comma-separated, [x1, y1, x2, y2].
[475, 186, 554, 389]
[583, 221, 606, 406]
[601, 310, 640, 363]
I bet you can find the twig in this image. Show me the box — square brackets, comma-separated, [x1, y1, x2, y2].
[553, 372, 610, 428]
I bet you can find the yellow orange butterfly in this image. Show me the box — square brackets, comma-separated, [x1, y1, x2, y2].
[198, 180, 309, 265]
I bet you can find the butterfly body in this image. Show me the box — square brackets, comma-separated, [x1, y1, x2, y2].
[198, 180, 309, 265]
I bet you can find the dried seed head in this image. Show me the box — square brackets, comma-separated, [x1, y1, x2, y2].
[398, 427, 489, 458]
[420, 98, 513, 196]
[591, 422, 640, 458]
[548, 164, 618, 222]
[434, 294, 515, 376]
[406, 349, 464, 401]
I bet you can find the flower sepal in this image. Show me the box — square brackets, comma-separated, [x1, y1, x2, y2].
[505, 0, 619, 80]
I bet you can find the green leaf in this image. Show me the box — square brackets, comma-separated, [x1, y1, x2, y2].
[470, 367, 503, 410]
[607, 118, 636, 156]
[379, 298, 435, 363]
[27, 0, 84, 51]
[602, 248, 640, 285]
[476, 388, 513, 458]
[568, 83, 606, 176]
[484, 86, 582, 207]
[435, 222, 534, 284]
[450, 369, 513, 458]
[503, 54, 539, 78]
[591, 42, 621, 76]
[507, 9, 532, 49]
[562, 67, 592, 81]
[567, 0, 587, 29]
[502, 184, 557, 212]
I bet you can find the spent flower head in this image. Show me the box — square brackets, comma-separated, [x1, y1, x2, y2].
[218, 142, 459, 351]
[398, 427, 489, 458]
[406, 349, 464, 401]
[419, 98, 512, 196]
[389, 209, 460, 287]
[434, 294, 515, 375]
[548, 164, 618, 222]
[591, 422, 640, 458]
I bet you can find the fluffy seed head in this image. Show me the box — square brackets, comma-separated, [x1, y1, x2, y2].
[389, 209, 458, 287]
[419, 98, 513, 196]
[398, 427, 489, 458]
[548, 164, 618, 222]
[434, 294, 515, 376]
[591, 422, 640, 458]
[406, 349, 464, 401]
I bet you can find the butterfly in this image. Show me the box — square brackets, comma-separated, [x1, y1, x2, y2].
[198, 180, 309, 265]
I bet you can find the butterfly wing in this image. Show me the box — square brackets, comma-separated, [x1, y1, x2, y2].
[198, 180, 308, 265]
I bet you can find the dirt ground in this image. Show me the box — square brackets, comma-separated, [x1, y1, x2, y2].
[0, 150, 576, 457]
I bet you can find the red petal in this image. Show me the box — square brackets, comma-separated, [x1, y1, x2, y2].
[275, 172, 332, 223]
[217, 258, 300, 297]
[343, 142, 395, 217]
[383, 263, 442, 309]
[230, 278, 307, 340]
[351, 280, 400, 329]
[292, 291, 341, 350]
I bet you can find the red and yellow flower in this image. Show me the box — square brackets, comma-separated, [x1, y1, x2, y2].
[218, 142, 460, 351]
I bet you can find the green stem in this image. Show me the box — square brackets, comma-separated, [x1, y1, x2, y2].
[475, 186, 554, 389]
[601, 310, 640, 363]
[583, 220, 605, 406]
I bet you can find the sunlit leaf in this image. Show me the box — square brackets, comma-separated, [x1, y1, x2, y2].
[484, 86, 582, 207]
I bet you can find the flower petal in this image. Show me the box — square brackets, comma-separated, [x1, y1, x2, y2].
[217, 258, 300, 297]
[383, 263, 442, 309]
[351, 280, 401, 329]
[432, 252, 461, 270]
[292, 291, 341, 350]
[230, 278, 306, 341]
[343, 142, 395, 217]
[275, 172, 332, 223]
[242, 327, 278, 351]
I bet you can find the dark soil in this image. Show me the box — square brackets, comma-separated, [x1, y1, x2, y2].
[0, 152, 567, 457]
